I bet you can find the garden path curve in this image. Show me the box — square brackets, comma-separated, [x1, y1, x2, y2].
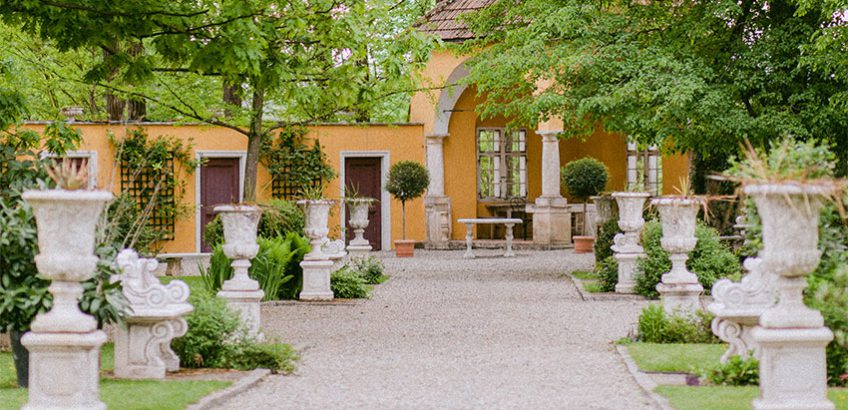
[213, 249, 654, 409]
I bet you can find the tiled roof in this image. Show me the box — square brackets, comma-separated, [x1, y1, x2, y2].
[416, 0, 497, 42]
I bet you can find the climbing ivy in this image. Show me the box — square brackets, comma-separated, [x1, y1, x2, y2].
[109, 128, 199, 240]
[262, 126, 336, 200]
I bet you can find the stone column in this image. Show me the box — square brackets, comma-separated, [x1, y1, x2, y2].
[424, 133, 452, 248]
[529, 131, 570, 246]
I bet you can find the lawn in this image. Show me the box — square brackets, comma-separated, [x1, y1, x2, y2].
[657, 385, 848, 410]
[569, 270, 604, 293]
[626, 343, 848, 409]
[161, 275, 207, 294]
[0, 343, 230, 410]
[627, 343, 726, 373]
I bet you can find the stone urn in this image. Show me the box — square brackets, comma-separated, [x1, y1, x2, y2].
[298, 199, 334, 260]
[297, 200, 336, 300]
[745, 182, 834, 410]
[21, 189, 113, 410]
[652, 197, 704, 314]
[346, 198, 376, 256]
[591, 195, 616, 233]
[611, 191, 650, 293]
[215, 205, 264, 338]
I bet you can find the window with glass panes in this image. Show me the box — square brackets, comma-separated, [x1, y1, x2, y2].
[477, 128, 527, 200]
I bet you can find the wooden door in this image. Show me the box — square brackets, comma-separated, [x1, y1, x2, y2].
[345, 157, 382, 250]
[200, 158, 240, 252]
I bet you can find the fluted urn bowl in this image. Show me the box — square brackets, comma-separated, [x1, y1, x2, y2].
[744, 183, 832, 278]
[653, 197, 700, 254]
[297, 199, 335, 259]
[214, 205, 261, 260]
[23, 189, 113, 282]
[612, 192, 650, 232]
[347, 198, 374, 230]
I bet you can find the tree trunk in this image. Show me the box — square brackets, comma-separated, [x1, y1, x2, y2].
[243, 88, 264, 202]
[103, 47, 125, 121]
[127, 42, 146, 121]
[401, 200, 406, 240]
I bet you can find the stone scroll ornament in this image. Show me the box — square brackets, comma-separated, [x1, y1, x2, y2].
[611, 192, 650, 293]
[114, 249, 193, 379]
[708, 257, 777, 363]
[21, 189, 113, 410]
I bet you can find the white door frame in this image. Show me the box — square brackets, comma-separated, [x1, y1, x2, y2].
[339, 151, 391, 251]
[195, 151, 247, 253]
[40, 150, 99, 189]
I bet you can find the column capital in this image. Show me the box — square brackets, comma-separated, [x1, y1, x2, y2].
[425, 133, 449, 144]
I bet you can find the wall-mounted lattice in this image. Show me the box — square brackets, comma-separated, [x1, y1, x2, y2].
[120, 157, 176, 240]
[270, 163, 323, 200]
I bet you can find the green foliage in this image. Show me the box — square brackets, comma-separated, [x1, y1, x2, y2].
[201, 233, 311, 301]
[704, 356, 759, 386]
[0, 200, 50, 333]
[205, 200, 305, 248]
[461, 0, 848, 174]
[262, 128, 336, 199]
[330, 268, 371, 299]
[595, 255, 619, 293]
[102, 193, 165, 256]
[386, 161, 430, 204]
[637, 305, 719, 344]
[110, 128, 198, 239]
[561, 157, 609, 202]
[347, 256, 387, 285]
[594, 218, 620, 265]
[171, 290, 243, 369]
[634, 220, 740, 299]
[726, 137, 837, 182]
[170, 290, 297, 373]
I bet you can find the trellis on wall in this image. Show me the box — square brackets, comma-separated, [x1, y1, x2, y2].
[264, 127, 336, 200]
[120, 157, 176, 239]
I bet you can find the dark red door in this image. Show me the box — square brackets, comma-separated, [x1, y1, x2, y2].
[345, 157, 382, 250]
[200, 158, 240, 252]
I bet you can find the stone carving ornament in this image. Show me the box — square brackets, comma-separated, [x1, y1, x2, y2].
[611, 192, 650, 294]
[215, 205, 264, 338]
[114, 250, 192, 379]
[298, 199, 336, 300]
[347, 198, 375, 254]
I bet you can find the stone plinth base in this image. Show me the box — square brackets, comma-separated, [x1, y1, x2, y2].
[300, 259, 334, 301]
[346, 245, 372, 258]
[22, 330, 107, 410]
[614, 252, 642, 294]
[657, 282, 704, 315]
[218, 288, 264, 339]
[425, 196, 452, 248]
[530, 201, 571, 246]
[752, 326, 834, 410]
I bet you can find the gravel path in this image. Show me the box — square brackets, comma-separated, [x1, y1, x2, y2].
[213, 250, 654, 409]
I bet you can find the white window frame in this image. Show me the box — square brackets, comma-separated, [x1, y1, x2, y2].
[40, 150, 98, 189]
[476, 128, 527, 200]
[626, 141, 662, 195]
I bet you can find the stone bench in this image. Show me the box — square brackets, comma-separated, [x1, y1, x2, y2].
[457, 218, 523, 258]
[708, 257, 776, 363]
[156, 252, 210, 276]
[115, 249, 193, 379]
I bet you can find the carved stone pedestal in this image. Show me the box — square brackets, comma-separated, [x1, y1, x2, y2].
[300, 259, 334, 301]
[23, 331, 107, 410]
[752, 326, 834, 410]
[529, 198, 571, 246]
[425, 195, 452, 249]
[614, 252, 640, 293]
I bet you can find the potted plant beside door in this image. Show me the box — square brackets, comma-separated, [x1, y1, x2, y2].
[561, 157, 609, 253]
[386, 161, 430, 257]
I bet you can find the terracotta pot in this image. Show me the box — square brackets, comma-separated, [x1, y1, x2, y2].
[573, 236, 594, 254]
[394, 240, 416, 257]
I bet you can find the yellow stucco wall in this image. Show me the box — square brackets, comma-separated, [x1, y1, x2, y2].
[24, 122, 425, 253]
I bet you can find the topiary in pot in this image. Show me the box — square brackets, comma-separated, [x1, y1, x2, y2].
[561, 157, 609, 253]
[385, 161, 429, 257]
